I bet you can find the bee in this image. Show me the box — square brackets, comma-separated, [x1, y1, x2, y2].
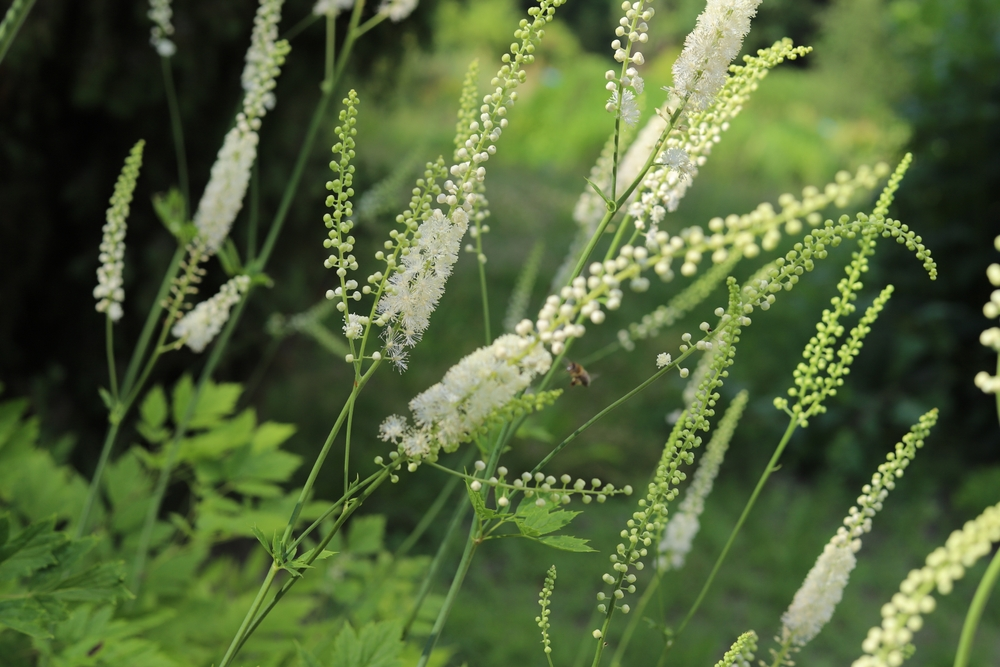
[566, 360, 591, 387]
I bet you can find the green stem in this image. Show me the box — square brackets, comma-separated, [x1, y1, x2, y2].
[416, 519, 479, 667]
[591, 570, 627, 667]
[161, 55, 190, 219]
[280, 362, 378, 548]
[478, 252, 492, 345]
[0, 0, 37, 67]
[667, 418, 799, 653]
[105, 316, 119, 401]
[344, 397, 355, 496]
[532, 346, 696, 474]
[953, 545, 1000, 667]
[769, 638, 794, 667]
[396, 449, 474, 558]
[218, 562, 279, 667]
[281, 12, 319, 42]
[130, 292, 251, 593]
[610, 569, 662, 667]
[247, 161, 260, 262]
[73, 420, 121, 538]
[226, 467, 394, 663]
[121, 245, 186, 397]
[401, 477, 472, 639]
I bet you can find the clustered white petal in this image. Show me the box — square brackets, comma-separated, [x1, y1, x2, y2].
[378, 0, 418, 22]
[782, 543, 857, 647]
[781, 410, 936, 650]
[148, 0, 176, 57]
[313, 0, 354, 17]
[382, 334, 552, 460]
[193, 0, 289, 255]
[172, 275, 251, 352]
[377, 208, 469, 356]
[974, 234, 1000, 393]
[94, 141, 144, 322]
[853, 502, 1000, 667]
[671, 0, 761, 110]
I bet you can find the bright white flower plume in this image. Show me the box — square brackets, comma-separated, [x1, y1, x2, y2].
[379, 0, 418, 22]
[672, 0, 761, 110]
[780, 410, 937, 649]
[377, 208, 469, 351]
[382, 334, 552, 460]
[148, 0, 176, 56]
[193, 0, 289, 255]
[313, 0, 354, 16]
[94, 140, 144, 322]
[172, 275, 251, 352]
[782, 543, 857, 647]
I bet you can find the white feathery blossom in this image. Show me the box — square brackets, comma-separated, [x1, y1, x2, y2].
[782, 543, 857, 647]
[172, 275, 251, 353]
[617, 113, 667, 198]
[94, 141, 144, 322]
[780, 409, 938, 649]
[379, 0, 418, 22]
[193, 0, 289, 255]
[658, 390, 746, 570]
[343, 313, 367, 340]
[148, 0, 176, 57]
[377, 208, 469, 351]
[974, 234, 1000, 393]
[382, 334, 552, 460]
[313, 0, 354, 16]
[606, 89, 640, 127]
[630, 40, 810, 243]
[671, 0, 761, 111]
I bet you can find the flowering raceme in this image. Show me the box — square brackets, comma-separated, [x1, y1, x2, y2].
[148, 0, 176, 57]
[380, 334, 552, 461]
[172, 275, 251, 353]
[193, 0, 289, 255]
[671, 0, 762, 110]
[94, 140, 145, 322]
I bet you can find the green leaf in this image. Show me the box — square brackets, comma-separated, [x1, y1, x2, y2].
[152, 187, 187, 238]
[0, 398, 29, 451]
[140, 385, 168, 430]
[0, 519, 64, 580]
[98, 387, 114, 410]
[251, 421, 297, 452]
[347, 515, 386, 555]
[329, 620, 404, 667]
[0, 515, 9, 549]
[180, 410, 256, 462]
[47, 561, 130, 602]
[465, 482, 500, 522]
[0, 598, 53, 638]
[534, 535, 595, 552]
[515, 501, 580, 537]
[218, 238, 244, 277]
[250, 524, 273, 557]
[171, 376, 243, 430]
[296, 641, 324, 667]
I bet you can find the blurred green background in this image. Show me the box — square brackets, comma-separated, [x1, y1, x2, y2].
[1, 0, 999, 665]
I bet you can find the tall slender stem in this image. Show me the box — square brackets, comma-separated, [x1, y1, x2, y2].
[661, 418, 799, 664]
[401, 480, 472, 639]
[121, 245, 185, 397]
[105, 316, 119, 401]
[343, 397, 355, 495]
[953, 545, 1000, 667]
[416, 520, 479, 667]
[532, 346, 695, 474]
[161, 56, 190, 219]
[218, 563, 279, 667]
[0, 0, 37, 66]
[610, 569, 663, 667]
[478, 252, 492, 345]
[74, 420, 120, 538]
[130, 292, 251, 592]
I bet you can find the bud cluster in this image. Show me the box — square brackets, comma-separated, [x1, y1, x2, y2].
[323, 91, 362, 321]
[974, 234, 1000, 393]
[604, 1, 655, 126]
[852, 501, 1000, 667]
